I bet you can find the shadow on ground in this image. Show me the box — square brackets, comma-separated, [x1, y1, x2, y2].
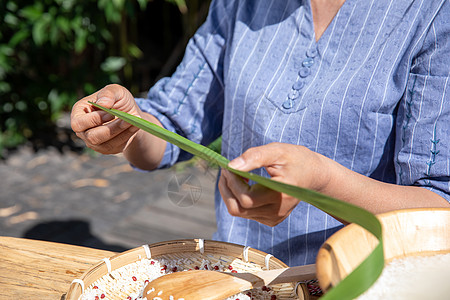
[23, 220, 129, 252]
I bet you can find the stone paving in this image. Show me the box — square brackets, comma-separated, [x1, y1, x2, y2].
[0, 122, 218, 253]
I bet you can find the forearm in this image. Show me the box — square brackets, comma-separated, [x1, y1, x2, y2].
[321, 156, 450, 215]
[123, 112, 167, 171]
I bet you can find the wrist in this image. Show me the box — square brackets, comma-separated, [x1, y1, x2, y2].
[311, 153, 334, 194]
[123, 112, 167, 171]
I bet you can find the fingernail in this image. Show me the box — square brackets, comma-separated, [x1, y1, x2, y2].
[96, 97, 109, 106]
[229, 157, 245, 170]
[221, 169, 232, 180]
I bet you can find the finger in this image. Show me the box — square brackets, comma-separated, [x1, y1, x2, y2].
[219, 172, 289, 226]
[83, 125, 139, 154]
[225, 200, 289, 227]
[71, 90, 115, 131]
[95, 85, 121, 107]
[249, 212, 287, 227]
[96, 84, 136, 113]
[228, 143, 285, 172]
[222, 170, 280, 209]
[218, 173, 246, 216]
[219, 176, 283, 225]
[71, 94, 95, 121]
[79, 119, 137, 147]
[71, 110, 115, 133]
[239, 205, 285, 226]
[219, 173, 273, 220]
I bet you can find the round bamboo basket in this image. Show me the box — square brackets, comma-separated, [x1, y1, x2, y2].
[316, 208, 450, 292]
[67, 239, 307, 299]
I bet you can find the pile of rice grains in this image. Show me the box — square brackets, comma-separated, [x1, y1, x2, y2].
[356, 253, 450, 300]
[79, 251, 296, 300]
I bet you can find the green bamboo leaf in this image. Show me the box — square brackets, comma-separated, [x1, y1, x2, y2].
[91, 102, 384, 299]
[206, 135, 222, 154]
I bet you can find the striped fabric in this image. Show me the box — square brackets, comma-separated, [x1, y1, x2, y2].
[136, 0, 450, 266]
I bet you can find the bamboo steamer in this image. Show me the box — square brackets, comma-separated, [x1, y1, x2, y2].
[316, 208, 450, 293]
[67, 239, 308, 300]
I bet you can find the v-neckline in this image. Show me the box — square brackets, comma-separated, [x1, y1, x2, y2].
[307, 0, 353, 44]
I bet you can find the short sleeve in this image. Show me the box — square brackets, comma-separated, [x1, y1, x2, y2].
[135, 0, 237, 168]
[395, 2, 450, 202]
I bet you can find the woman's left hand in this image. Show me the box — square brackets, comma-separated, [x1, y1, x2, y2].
[218, 142, 331, 227]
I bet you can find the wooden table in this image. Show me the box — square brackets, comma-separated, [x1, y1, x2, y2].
[0, 236, 115, 299]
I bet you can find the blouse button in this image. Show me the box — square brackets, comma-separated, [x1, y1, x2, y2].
[282, 99, 293, 109]
[288, 89, 300, 100]
[306, 48, 317, 58]
[298, 67, 311, 78]
[292, 80, 305, 90]
[302, 57, 314, 68]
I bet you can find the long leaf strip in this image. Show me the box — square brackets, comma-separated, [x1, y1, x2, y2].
[91, 102, 384, 300]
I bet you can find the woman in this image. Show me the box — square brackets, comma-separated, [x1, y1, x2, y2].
[71, 0, 450, 267]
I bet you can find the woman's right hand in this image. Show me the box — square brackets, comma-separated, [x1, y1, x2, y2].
[70, 84, 142, 155]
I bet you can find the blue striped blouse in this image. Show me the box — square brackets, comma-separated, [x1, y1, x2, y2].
[136, 0, 450, 266]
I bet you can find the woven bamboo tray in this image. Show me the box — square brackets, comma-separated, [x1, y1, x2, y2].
[316, 208, 450, 292]
[67, 239, 307, 300]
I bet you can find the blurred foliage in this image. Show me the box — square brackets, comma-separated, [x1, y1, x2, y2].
[0, 0, 210, 155]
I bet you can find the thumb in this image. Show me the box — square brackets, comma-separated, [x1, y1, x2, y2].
[228, 144, 281, 172]
[95, 84, 128, 109]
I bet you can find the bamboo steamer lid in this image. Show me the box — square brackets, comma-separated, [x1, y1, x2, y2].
[316, 208, 450, 292]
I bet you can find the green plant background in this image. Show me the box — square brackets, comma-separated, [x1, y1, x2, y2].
[0, 0, 210, 155]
